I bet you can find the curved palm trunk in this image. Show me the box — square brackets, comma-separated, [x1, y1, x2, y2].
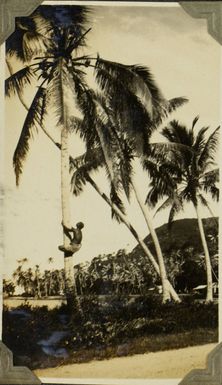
[195, 203, 213, 303]
[86, 174, 180, 302]
[132, 182, 173, 303]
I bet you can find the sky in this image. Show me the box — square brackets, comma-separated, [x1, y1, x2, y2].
[2, 2, 221, 278]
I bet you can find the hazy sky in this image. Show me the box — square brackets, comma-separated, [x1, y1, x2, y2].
[3, 2, 221, 278]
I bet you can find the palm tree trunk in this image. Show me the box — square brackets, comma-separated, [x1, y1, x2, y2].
[61, 116, 82, 315]
[60, 61, 82, 316]
[86, 174, 180, 302]
[132, 182, 174, 303]
[195, 203, 213, 303]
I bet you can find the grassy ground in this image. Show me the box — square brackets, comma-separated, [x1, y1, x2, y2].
[2, 295, 218, 370]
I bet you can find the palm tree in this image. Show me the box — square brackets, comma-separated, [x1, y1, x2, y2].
[48, 257, 54, 296]
[70, 148, 180, 302]
[69, 82, 185, 303]
[34, 264, 41, 298]
[24, 267, 34, 296]
[71, 85, 186, 302]
[6, 6, 187, 306]
[13, 259, 30, 294]
[147, 117, 219, 302]
[6, 17, 92, 313]
[12, 265, 25, 293]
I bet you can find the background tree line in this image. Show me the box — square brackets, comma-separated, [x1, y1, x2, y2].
[4, 217, 218, 298]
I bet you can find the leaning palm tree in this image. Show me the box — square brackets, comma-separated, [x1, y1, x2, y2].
[68, 87, 185, 302]
[70, 146, 180, 302]
[147, 117, 219, 302]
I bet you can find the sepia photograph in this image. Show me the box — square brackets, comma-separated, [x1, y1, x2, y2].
[1, 1, 221, 382]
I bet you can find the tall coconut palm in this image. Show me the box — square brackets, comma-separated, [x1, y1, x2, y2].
[5, 6, 92, 313]
[147, 117, 219, 302]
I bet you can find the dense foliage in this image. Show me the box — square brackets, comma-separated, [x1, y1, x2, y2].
[5, 217, 218, 299]
[3, 297, 218, 369]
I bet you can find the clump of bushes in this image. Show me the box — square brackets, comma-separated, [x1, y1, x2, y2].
[64, 295, 218, 352]
[2, 296, 218, 370]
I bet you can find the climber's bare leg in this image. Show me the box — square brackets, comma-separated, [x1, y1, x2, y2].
[58, 243, 81, 257]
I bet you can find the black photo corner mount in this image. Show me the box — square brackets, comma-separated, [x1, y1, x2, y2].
[0, 1, 221, 384]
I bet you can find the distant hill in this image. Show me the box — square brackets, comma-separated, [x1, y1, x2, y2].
[75, 217, 218, 294]
[130, 217, 218, 258]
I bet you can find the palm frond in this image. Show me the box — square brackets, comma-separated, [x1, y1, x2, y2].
[150, 190, 183, 226]
[94, 62, 154, 150]
[180, 184, 197, 205]
[95, 59, 155, 107]
[71, 169, 87, 196]
[13, 86, 46, 185]
[148, 142, 193, 166]
[93, 92, 135, 199]
[68, 116, 83, 133]
[202, 181, 219, 202]
[6, 27, 26, 60]
[162, 120, 193, 147]
[70, 75, 133, 194]
[146, 161, 179, 208]
[38, 5, 90, 32]
[110, 183, 126, 223]
[192, 115, 199, 131]
[168, 193, 184, 226]
[142, 157, 160, 178]
[166, 97, 188, 113]
[70, 147, 104, 174]
[96, 60, 187, 126]
[161, 120, 197, 171]
[6, 13, 53, 61]
[198, 193, 211, 209]
[193, 126, 210, 153]
[146, 175, 176, 207]
[198, 193, 218, 223]
[5, 67, 34, 97]
[198, 126, 219, 168]
[201, 168, 219, 185]
[31, 12, 54, 37]
[70, 72, 101, 148]
[22, 31, 51, 61]
[154, 196, 174, 215]
[48, 62, 67, 126]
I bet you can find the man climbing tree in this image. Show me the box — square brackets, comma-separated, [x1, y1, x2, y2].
[59, 222, 84, 257]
